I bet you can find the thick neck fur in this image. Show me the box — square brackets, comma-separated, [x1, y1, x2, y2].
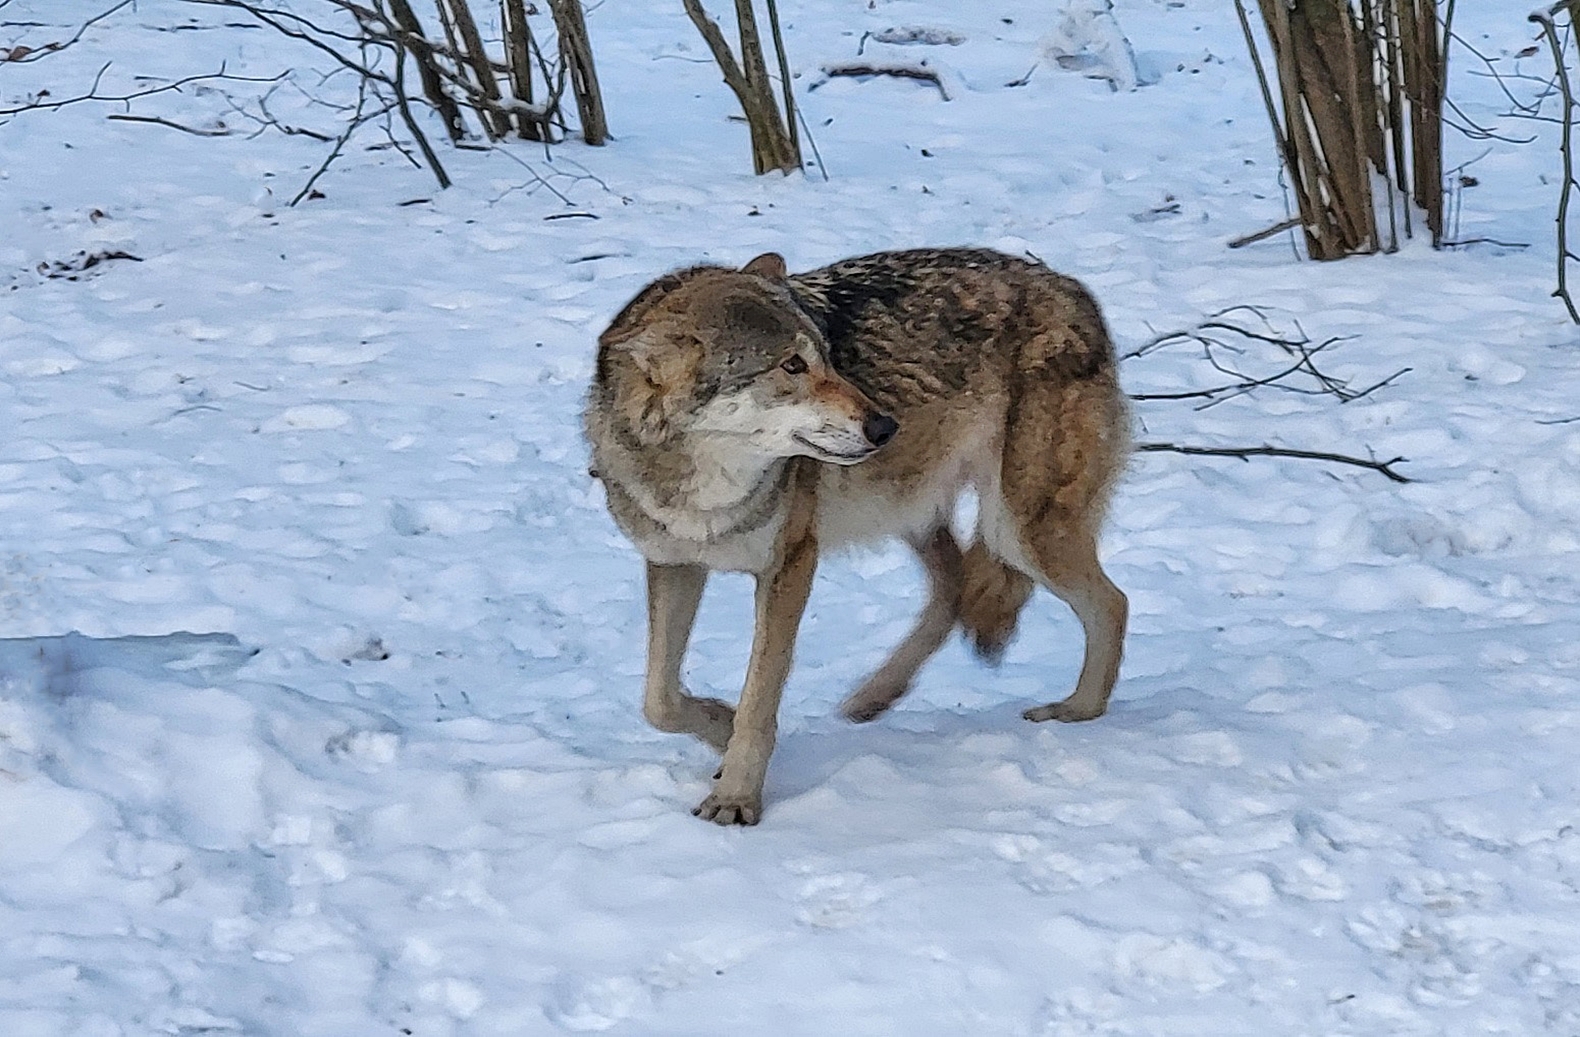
[597, 427, 790, 543]
[683, 435, 783, 512]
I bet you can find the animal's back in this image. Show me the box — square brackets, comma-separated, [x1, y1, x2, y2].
[788, 248, 1113, 415]
[788, 249, 1127, 548]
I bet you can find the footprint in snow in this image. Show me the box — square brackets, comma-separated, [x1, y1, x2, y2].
[794, 872, 882, 930]
[545, 975, 651, 1032]
[324, 728, 398, 770]
[991, 833, 1145, 894]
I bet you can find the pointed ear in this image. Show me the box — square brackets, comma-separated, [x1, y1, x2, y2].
[742, 252, 788, 280]
[600, 265, 721, 349]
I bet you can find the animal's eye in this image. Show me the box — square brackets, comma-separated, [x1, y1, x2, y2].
[780, 354, 808, 375]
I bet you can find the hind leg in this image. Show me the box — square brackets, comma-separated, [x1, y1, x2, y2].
[841, 527, 963, 723]
[1016, 530, 1127, 723]
[996, 350, 1130, 722]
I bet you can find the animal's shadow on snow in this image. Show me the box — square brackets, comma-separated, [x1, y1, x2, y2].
[757, 686, 1195, 806]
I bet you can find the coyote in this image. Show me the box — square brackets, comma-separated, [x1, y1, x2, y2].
[585, 248, 1129, 824]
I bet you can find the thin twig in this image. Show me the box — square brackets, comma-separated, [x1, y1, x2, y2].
[1441, 237, 1531, 248]
[1442, 94, 1536, 144]
[388, 15, 451, 189]
[764, 0, 797, 157]
[1125, 305, 1275, 359]
[1122, 309, 1407, 410]
[1136, 442, 1412, 483]
[105, 113, 232, 135]
[1451, 29, 1550, 114]
[290, 76, 375, 203]
[5, 0, 132, 63]
[0, 64, 285, 117]
[220, 86, 337, 141]
[1227, 217, 1303, 249]
[794, 102, 829, 182]
[486, 143, 576, 205]
[1532, 5, 1580, 322]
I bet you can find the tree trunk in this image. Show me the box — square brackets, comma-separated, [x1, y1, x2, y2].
[548, 0, 609, 145]
[682, 0, 802, 175]
[502, 0, 545, 141]
[1241, 0, 1444, 260]
[443, 0, 512, 140]
[386, 0, 467, 142]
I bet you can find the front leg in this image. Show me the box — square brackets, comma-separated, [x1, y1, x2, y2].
[643, 562, 736, 752]
[694, 531, 817, 826]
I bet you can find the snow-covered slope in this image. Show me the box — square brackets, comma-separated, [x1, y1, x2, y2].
[3, 1, 1579, 1033]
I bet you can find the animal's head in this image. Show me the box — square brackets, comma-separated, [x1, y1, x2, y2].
[593, 253, 897, 465]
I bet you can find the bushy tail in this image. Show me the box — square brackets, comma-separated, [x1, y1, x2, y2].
[958, 540, 1034, 663]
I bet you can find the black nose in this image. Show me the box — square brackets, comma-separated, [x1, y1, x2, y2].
[863, 412, 898, 447]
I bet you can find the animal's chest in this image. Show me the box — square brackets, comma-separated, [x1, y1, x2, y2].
[635, 520, 782, 572]
[607, 485, 786, 573]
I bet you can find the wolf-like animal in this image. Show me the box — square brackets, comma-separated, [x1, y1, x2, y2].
[585, 248, 1129, 825]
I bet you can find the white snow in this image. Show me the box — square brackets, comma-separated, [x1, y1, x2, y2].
[3, 0, 1580, 1034]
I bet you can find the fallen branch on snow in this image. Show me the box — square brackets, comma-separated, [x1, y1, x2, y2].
[1135, 442, 1412, 483]
[1227, 217, 1303, 250]
[1123, 305, 1410, 410]
[818, 61, 951, 101]
[1124, 307, 1413, 484]
[105, 112, 232, 135]
[0, 0, 131, 64]
[0, 63, 285, 117]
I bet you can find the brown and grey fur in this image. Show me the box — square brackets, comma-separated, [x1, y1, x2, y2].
[585, 248, 1130, 825]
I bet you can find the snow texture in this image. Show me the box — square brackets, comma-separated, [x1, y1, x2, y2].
[2, 0, 1579, 1034]
[1044, 0, 1146, 92]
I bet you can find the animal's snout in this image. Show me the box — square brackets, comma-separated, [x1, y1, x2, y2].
[862, 412, 899, 447]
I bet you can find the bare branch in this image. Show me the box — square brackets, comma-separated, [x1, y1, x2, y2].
[1135, 442, 1412, 483]
[1227, 217, 1303, 249]
[182, 0, 603, 170]
[0, 64, 286, 117]
[291, 75, 375, 204]
[1531, 5, 1580, 321]
[3, 0, 131, 63]
[1125, 306, 1412, 486]
[105, 112, 232, 135]
[387, 16, 451, 189]
[1441, 237, 1531, 248]
[1122, 308, 1407, 412]
[764, 0, 795, 154]
[1450, 28, 1551, 114]
[683, 0, 801, 173]
[818, 61, 951, 101]
[219, 86, 337, 141]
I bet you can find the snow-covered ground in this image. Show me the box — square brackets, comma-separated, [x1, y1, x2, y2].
[3, 1, 1579, 1033]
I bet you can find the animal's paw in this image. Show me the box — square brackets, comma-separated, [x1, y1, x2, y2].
[840, 688, 897, 725]
[693, 790, 762, 826]
[840, 674, 909, 724]
[1023, 698, 1107, 723]
[841, 699, 889, 724]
